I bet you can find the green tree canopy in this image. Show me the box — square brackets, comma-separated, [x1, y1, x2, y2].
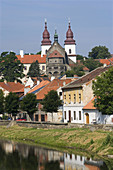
[41, 90, 62, 121]
[92, 66, 113, 115]
[28, 60, 40, 77]
[5, 92, 19, 117]
[88, 46, 111, 59]
[0, 90, 4, 114]
[0, 51, 24, 82]
[83, 58, 103, 71]
[20, 93, 37, 120]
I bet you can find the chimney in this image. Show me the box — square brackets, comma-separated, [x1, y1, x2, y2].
[20, 50, 24, 58]
[4, 80, 7, 84]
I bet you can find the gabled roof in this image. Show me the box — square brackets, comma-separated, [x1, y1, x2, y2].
[48, 50, 64, 58]
[83, 97, 96, 110]
[28, 80, 50, 94]
[98, 57, 113, 66]
[16, 55, 46, 64]
[0, 82, 24, 93]
[36, 78, 74, 100]
[62, 66, 111, 89]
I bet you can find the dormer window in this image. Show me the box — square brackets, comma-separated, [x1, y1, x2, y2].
[55, 53, 57, 55]
[69, 49, 71, 54]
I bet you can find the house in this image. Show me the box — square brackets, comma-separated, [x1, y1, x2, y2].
[62, 66, 110, 124]
[83, 97, 113, 124]
[0, 81, 24, 97]
[33, 77, 78, 122]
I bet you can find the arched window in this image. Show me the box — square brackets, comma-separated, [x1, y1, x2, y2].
[69, 49, 71, 54]
[45, 49, 48, 54]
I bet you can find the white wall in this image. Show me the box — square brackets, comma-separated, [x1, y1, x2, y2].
[41, 45, 51, 57]
[65, 44, 76, 56]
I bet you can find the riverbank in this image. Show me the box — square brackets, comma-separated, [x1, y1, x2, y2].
[0, 125, 113, 157]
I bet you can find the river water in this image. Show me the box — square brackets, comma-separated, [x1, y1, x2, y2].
[0, 140, 112, 170]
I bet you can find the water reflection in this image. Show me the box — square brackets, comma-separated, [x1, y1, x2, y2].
[0, 140, 112, 170]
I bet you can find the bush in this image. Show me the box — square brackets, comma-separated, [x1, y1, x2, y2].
[103, 134, 111, 145]
[90, 139, 94, 144]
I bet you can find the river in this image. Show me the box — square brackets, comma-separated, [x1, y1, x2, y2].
[0, 140, 112, 170]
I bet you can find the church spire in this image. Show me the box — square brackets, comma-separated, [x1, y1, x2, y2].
[54, 29, 58, 43]
[41, 19, 51, 46]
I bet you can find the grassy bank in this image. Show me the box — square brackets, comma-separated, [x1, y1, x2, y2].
[0, 125, 113, 157]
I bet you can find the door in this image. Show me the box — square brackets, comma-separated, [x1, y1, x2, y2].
[69, 110, 71, 122]
[86, 113, 89, 124]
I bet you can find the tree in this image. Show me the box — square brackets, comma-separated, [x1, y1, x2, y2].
[0, 51, 24, 82]
[5, 92, 19, 118]
[28, 60, 40, 77]
[83, 58, 103, 71]
[73, 65, 85, 76]
[92, 66, 113, 115]
[41, 90, 62, 121]
[20, 93, 37, 120]
[0, 90, 4, 114]
[88, 46, 111, 59]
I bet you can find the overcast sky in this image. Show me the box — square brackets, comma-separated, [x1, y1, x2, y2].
[0, 0, 113, 56]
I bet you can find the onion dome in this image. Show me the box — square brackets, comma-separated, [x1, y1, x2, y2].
[41, 20, 51, 45]
[64, 21, 75, 45]
[54, 29, 58, 43]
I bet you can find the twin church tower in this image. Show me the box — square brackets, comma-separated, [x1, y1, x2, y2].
[41, 20, 76, 63]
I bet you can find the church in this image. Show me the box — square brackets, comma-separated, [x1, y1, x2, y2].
[16, 20, 76, 81]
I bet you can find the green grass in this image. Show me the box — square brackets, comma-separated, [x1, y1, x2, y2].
[0, 125, 113, 156]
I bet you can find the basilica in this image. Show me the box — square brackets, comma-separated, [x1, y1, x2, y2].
[16, 20, 76, 80]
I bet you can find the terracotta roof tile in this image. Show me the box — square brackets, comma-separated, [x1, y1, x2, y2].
[0, 82, 24, 93]
[28, 80, 50, 94]
[48, 50, 64, 58]
[16, 55, 46, 64]
[83, 97, 96, 110]
[36, 78, 74, 100]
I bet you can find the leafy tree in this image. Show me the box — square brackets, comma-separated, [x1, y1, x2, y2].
[64, 70, 75, 77]
[92, 66, 113, 115]
[0, 90, 4, 114]
[5, 92, 19, 118]
[28, 60, 40, 77]
[73, 65, 85, 76]
[36, 51, 41, 55]
[76, 54, 85, 61]
[20, 93, 37, 120]
[88, 46, 111, 59]
[0, 51, 24, 82]
[41, 90, 62, 121]
[83, 58, 103, 71]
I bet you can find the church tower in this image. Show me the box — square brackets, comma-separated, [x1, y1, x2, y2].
[64, 20, 76, 63]
[41, 20, 51, 57]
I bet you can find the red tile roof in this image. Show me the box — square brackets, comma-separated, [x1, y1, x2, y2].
[16, 55, 46, 64]
[48, 50, 64, 58]
[36, 78, 74, 100]
[98, 57, 113, 66]
[83, 97, 96, 110]
[0, 82, 24, 93]
[28, 80, 50, 94]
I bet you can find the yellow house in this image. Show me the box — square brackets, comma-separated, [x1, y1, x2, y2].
[62, 66, 109, 124]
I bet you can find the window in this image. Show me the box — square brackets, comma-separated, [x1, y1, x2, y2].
[59, 92, 62, 96]
[79, 111, 81, 120]
[75, 155, 77, 160]
[55, 60, 57, 62]
[70, 154, 72, 159]
[64, 111, 66, 119]
[55, 53, 57, 55]
[64, 95, 66, 104]
[112, 118, 113, 122]
[69, 94, 71, 104]
[80, 156, 82, 161]
[69, 49, 71, 54]
[42, 66, 45, 70]
[54, 67, 58, 69]
[79, 94, 81, 103]
[74, 94, 76, 104]
[45, 49, 48, 54]
[24, 66, 27, 70]
[74, 111, 76, 120]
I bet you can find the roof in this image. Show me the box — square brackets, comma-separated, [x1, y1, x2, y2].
[83, 97, 96, 110]
[16, 55, 46, 64]
[62, 66, 111, 89]
[36, 78, 74, 100]
[28, 80, 50, 94]
[48, 50, 64, 58]
[0, 82, 24, 93]
[98, 57, 113, 66]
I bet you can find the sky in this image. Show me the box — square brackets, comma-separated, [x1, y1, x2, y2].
[0, 0, 113, 56]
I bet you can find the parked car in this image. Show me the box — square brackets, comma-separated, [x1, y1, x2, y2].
[16, 118, 27, 121]
[8, 117, 12, 120]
